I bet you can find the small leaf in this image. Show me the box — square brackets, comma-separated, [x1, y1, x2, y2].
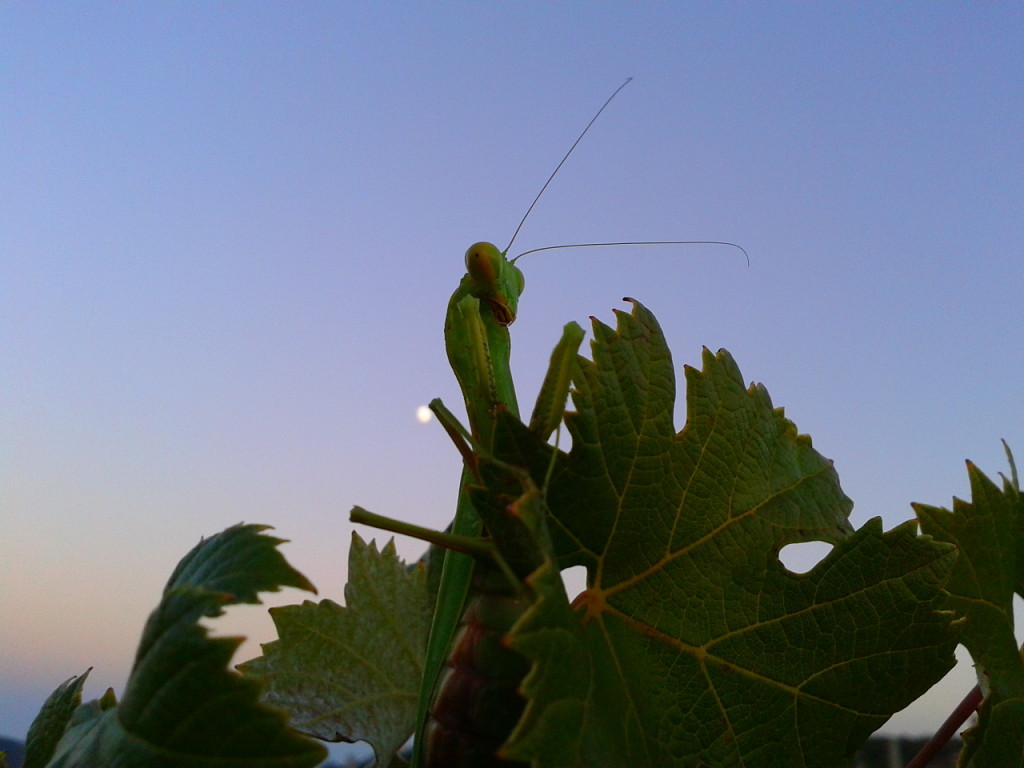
[916, 458, 1024, 766]
[23, 670, 90, 768]
[240, 533, 432, 766]
[44, 523, 325, 768]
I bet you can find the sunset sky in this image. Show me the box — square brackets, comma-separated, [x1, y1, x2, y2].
[3, 3, 1022, 750]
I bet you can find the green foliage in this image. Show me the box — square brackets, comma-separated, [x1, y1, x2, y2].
[18, 291, 1023, 767]
[245, 298, 970, 767]
[240, 534, 433, 765]
[488, 301, 959, 767]
[916, 454, 1024, 767]
[25, 524, 325, 768]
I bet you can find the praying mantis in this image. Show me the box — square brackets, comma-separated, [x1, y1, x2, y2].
[350, 79, 748, 768]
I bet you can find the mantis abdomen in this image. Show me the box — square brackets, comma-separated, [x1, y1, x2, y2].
[425, 563, 531, 768]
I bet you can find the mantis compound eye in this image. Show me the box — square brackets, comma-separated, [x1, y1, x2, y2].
[511, 263, 525, 297]
[464, 241, 503, 284]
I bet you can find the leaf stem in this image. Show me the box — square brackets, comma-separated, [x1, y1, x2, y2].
[906, 684, 982, 768]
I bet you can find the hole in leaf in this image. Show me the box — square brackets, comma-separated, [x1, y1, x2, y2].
[201, 602, 280, 664]
[778, 541, 834, 575]
[560, 565, 587, 601]
[547, 421, 574, 452]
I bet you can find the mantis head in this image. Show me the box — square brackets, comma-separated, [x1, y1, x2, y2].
[464, 241, 526, 327]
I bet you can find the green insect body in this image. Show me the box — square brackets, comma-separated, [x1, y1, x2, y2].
[418, 243, 536, 768]
[352, 241, 575, 768]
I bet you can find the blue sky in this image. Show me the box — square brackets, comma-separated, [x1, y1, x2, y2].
[2, 2, 1022, 748]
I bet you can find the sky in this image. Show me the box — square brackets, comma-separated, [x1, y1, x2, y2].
[2, 2, 1022, 752]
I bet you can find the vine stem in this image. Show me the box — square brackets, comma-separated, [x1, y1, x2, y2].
[906, 685, 982, 768]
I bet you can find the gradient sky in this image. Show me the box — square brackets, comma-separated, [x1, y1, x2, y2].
[3, 2, 1022, 749]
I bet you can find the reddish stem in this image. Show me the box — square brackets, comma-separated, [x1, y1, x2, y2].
[906, 685, 983, 768]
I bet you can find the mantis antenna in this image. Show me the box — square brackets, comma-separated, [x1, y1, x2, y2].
[512, 240, 750, 266]
[503, 77, 633, 255]
[503, 76, 749, 267]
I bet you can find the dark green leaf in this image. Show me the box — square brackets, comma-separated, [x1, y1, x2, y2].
[916, 459, 1024, 767]
[496, 300, 958, 767]
[44, 523, 325, 768]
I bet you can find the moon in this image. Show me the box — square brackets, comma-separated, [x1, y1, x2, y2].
[416, 405, 432, 424]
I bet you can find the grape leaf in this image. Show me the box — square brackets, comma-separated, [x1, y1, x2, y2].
[915, 457, 1024, 767]
[492, 299, 959, 767]
[42, 523, 325, 768]
[240, 533, 432, 766]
